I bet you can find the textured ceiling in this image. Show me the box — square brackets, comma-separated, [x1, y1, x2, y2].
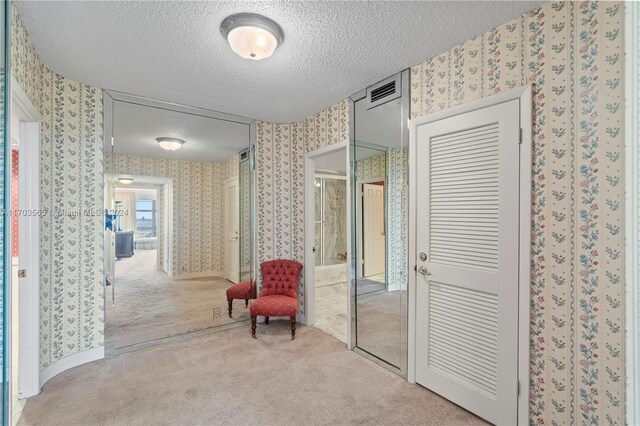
[111, 100, 250, 163]
[15, 1, 541, 123]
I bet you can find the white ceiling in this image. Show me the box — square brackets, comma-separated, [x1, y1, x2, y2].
[115, 187, 158, 201]
[106, 174, 170, 185]
[15, 1, 541, 123]
[314, 148, 347, 175]
[110, 99, 249, 162]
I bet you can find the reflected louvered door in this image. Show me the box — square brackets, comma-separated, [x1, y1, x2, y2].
[415, 100, 520, 425]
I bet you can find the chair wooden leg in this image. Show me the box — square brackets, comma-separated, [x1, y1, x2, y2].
[251, 316, 257, 338]
[290, 316, 296, 340]
[245, 299, 249, 308]
[265, 316, 269, 325]
[227, 299, 233, 318]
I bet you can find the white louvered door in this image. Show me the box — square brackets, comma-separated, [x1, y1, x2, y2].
[415, 100, 520, 424]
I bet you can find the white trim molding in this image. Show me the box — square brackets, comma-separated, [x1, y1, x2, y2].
[10, 77, 42, 400]
[408, 85, 532, 425]
[303, 140, 350, 348]
[625, 2, 639, 424]
[39, 347, 105, 389]
[171, 271, 224, 280]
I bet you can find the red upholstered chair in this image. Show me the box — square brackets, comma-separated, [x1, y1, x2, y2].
[250, 259, 303, 340]
[226, 281, 256, 318]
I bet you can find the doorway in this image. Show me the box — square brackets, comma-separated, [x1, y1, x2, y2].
[409, 86, 532, 425]
[225, 177, 240, 283]
[359, 181, 385, 283]
[304, 143, 350, 345]
[8, 79, 42, 423]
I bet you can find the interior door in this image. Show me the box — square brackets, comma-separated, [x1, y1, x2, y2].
[225, 178, 240, 283]
[362, 183, 385, 277]
[415, 100, 520, 424]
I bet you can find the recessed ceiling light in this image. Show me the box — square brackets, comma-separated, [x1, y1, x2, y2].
[118, 177, 134, 184]
[156, 137, 185, 151]
[220, 13, 284, 60]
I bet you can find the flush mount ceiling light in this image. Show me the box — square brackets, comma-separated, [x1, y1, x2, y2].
[220, 13, 284, 60]
[156, 137, 185, 151]
[118, 177, 134, 184]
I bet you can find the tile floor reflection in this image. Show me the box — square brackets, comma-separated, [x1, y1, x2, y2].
[315, 282, 347, 343]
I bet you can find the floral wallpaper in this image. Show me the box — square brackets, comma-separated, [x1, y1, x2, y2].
[7, 4, 629, 424]
[256, 99, 349, 318]
[410, 2, 625, 424]
[12, 4, 243, 370]
[40, 60, 105, 369]
[10, 4, 41, 113]
[106, 153, 238, 277]
[355, 152, 385, 182]
[386, 148, 408, 292]
[12, 5, 105, 369]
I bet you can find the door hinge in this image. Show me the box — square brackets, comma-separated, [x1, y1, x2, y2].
[519, 128, 523, 144]
[516, 379, 520, 396]
[18, 269, 26, 278]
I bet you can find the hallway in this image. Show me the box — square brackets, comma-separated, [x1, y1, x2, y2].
[20, 325, 485, 425]
[106, 250, 249, 351]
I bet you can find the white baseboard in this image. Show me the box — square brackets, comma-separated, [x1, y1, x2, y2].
[171, 270, 224, 280]
[40, 346, 104, 389]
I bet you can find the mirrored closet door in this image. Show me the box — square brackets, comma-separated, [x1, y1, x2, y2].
[350, 70, 409, 375]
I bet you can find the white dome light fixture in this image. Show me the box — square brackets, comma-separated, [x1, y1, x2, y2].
[118, 177, 134, 185]
[220, 13, 284, 60]
[156, 137, 185, 151]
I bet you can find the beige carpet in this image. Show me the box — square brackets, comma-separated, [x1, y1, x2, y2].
[19, 324, 485, 425]
[356, 289, 406, 368]
[106, 249, 249, 351]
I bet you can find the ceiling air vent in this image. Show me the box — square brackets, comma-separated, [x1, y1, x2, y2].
[370, 81, 395, 103]
[366, 73, 402, 110]
[240, 149, 249, 161]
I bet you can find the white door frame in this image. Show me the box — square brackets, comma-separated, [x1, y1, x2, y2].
[9, 77, 42, 400]
[408, 85, 532, 425]
[304, 141, 351, 347]
[163, 180, 172, 276]
[625, 2, 639, 423]
[225, 176, 240, 283]
[104, 176, 173, 278]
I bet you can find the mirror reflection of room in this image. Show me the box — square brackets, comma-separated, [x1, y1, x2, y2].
[356, 150, 386, 290]
[103, 95, 254, 353]
[113, 187, 159, 265]
[239, 152, 252, 283]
